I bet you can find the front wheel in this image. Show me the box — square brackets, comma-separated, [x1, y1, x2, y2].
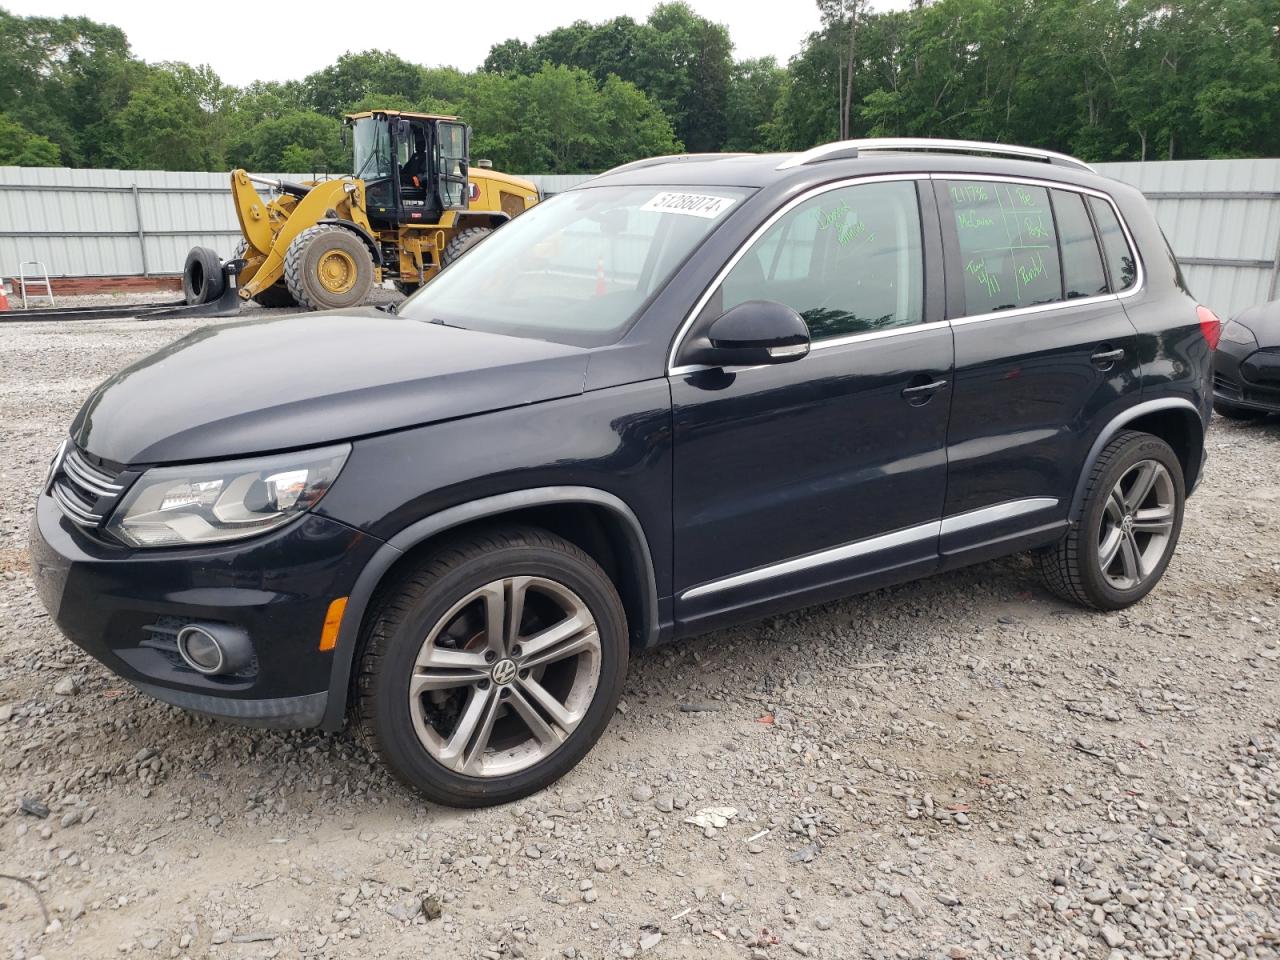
[356, 527, 628, 807]
[284, 224, 374, 311]
[1039, 431, 1185, 610]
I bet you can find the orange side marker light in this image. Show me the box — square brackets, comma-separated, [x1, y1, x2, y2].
[319, 597, 348, 652]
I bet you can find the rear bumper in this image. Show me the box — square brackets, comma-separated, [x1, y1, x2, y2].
[29, 492, 382, 729]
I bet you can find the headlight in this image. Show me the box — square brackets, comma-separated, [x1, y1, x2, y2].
[105, 444, 350, 547]
[1220, 319, 1258, 346]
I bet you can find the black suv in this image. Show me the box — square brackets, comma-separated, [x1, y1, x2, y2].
[31, 139, 1215, 807]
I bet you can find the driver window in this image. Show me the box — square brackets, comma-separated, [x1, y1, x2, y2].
[714, 180, 923, 341]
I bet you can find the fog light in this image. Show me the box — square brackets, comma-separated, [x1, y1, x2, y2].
[175, 623, 252, 676]
[176, 626, 224, 673]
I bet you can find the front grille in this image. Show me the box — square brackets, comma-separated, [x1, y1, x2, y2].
[50, 445, 126, 529]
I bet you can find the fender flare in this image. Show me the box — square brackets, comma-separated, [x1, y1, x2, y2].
[1068, 397, 1204, 522]
[315, 218, 382, 267]
[318, 486, 658, 731]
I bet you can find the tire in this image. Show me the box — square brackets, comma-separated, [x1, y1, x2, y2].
[182, 246, 225, 305]
[283, 224, 374, 311]
[1213, 398, 1268, 421]
[356, 526, 628, 807]
[252, 282, 297, 309]
[1039, 430, 1185, 610]
[442, 226, 494, 266]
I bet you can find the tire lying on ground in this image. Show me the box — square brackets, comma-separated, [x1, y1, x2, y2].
[284, 225, 375, 311]
[182, 246, 225, 306]
[442, 226, 494, 266]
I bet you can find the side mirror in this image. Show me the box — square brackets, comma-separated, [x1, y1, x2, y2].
[696, 300, 810, 367]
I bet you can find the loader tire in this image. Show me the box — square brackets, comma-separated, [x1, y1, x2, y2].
[183, 246, 225, 305]
[442, 226, 493, 266]
[284, 225, 374, 311]
[252, 282, 297, 309]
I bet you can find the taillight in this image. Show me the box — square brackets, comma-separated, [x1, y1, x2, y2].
[1197, 305, 1222, 350]
[467, 183, 480, 202]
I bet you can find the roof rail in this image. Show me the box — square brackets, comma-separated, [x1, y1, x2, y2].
[776, 138, 1096, 173]
[597, 153, 754, 178]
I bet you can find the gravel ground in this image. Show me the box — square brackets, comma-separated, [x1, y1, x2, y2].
[1, 314, 1277, 960]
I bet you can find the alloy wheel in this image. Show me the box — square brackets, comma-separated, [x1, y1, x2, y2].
[408, 576, 602, 778]
[1096, 458, 1176, 591]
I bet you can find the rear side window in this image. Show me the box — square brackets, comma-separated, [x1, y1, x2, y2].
[712, 179, 924, 341]
[1051, 189, 1108, 299]
[1087, 196, 1138, 292]
[945, 180, 1063, 315]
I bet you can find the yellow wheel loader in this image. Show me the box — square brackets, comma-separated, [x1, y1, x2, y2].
[184, 111, 539, 312]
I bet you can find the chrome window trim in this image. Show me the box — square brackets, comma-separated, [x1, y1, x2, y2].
[680, 519, 940, 601]
[666, 173, 927, 375]
[932, 173, 1144, 326]
[679, 496, 1062, 601]
[666, 172, 1144, 374]
[938, 497, 1059, 536]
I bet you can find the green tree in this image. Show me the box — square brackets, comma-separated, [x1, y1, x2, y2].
[112, 65, 222, 170]
[228, 111, 345, 173]
[724, 57, 786, 151]
[0, 112, 60, 165]
[304, 50, 426, 116]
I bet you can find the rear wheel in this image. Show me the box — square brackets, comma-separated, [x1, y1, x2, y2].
[1213, 398, 1268, 421]
[1039, 431, 1185, 610]
[442, 226, 494, 266]
[356, 527, 628, 807]
[284, 225, 374, 311]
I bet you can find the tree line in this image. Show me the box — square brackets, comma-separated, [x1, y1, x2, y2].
[1, 0, 1276, 175]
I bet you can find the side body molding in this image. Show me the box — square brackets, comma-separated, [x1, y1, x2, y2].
[318, 486, 659, 731]
[1068, 397, 1204, 523]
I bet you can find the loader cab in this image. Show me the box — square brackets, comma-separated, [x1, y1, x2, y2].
[346, 111, 470, 230]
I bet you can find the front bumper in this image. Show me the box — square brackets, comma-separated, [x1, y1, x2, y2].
[1214, 340, 1280, 413]
[30, 492, 382, 729]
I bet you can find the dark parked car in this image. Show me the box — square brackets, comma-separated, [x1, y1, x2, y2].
[1213, 298, 1280, 419]
[31, 139, 1216, 807]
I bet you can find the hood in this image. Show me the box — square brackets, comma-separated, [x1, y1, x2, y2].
[72, 310, 589, 465]
[1234, 299, 1280, 348]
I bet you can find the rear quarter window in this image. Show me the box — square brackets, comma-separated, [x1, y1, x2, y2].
[1087, 196, 1139, 292]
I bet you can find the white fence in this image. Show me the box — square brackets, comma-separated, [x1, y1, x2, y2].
[2, 160, 1278, 319]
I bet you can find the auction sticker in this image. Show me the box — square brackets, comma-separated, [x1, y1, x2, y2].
[640, 192, 737, 219]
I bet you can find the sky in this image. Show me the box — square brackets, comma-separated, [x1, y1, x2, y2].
[8, 0, 854, 88]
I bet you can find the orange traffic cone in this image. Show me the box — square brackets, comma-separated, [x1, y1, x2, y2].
[0, 281, 10, 311]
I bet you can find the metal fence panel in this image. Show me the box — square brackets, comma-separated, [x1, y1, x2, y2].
[1095, 159, 1280, 318]
[3, 162, 1277, 318]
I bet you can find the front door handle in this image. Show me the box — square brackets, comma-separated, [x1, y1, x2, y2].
[1091, 346, 1125, 370]
[901, 378, 948, 405]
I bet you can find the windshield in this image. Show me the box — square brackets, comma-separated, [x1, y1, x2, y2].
[399, 184, 752, 346]
[351, 117, 392, 180]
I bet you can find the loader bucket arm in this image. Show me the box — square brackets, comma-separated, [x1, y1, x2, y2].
[236, 176, 372, 299]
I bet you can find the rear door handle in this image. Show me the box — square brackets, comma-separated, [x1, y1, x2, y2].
[901, 378, 948, 405]
[1091, 346, 1125, 370]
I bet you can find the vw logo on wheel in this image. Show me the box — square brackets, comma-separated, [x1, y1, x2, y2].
[490, 658, 518, 686]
